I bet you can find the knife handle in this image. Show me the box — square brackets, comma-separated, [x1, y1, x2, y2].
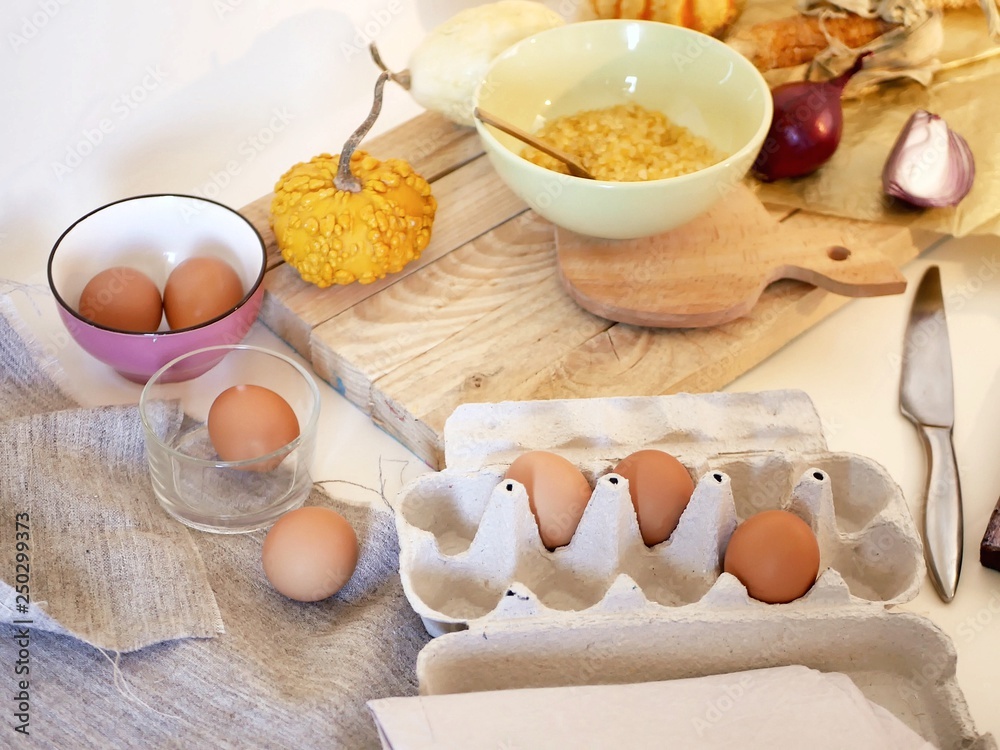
[917, 424, 964, 602]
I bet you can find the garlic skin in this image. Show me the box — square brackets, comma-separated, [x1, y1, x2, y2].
[882, 109, 975, 208]
[407, 1, 565, 127]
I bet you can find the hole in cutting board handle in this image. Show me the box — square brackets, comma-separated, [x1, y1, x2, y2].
[828, 246, 851, 261]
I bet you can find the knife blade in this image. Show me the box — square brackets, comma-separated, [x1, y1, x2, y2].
[899, 265, 963, 602]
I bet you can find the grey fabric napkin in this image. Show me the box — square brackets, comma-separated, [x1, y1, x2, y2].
[0, 299, 224, 651]
[11, 491, 429, 749]
[0, 294, 430, 748]
[0, 299, 72, 418]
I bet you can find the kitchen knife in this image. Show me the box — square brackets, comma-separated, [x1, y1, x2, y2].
[899, 265, 963, 602]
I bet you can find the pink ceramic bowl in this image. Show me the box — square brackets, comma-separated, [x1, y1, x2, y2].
[47, 194, 267, 383]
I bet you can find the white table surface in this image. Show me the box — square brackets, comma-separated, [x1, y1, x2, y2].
[3, 0, 999, 744]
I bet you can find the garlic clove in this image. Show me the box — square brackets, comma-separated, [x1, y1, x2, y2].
[882, 109, 975, 208]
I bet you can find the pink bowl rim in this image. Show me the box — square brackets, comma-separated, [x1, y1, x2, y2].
[47, 193, 268, 336]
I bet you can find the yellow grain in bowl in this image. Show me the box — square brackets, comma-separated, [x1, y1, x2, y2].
[521, 103, 724, 182]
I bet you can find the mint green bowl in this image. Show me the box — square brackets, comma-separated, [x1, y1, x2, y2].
[473, 19, 773, 240]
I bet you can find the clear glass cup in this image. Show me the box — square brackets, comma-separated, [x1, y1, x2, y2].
[139, 344, 321, 533]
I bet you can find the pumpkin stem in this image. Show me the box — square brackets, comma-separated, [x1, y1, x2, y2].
[335, 71, 390, 194]
[368, 43, 411, 90]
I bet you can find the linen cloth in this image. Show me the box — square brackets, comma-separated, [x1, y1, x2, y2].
[0, 297, 223, 651]
[0, 295, 430, 748]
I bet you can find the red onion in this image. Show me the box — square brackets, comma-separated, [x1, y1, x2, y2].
[882, 109, 975, 208]
[752, 54, 868, 182]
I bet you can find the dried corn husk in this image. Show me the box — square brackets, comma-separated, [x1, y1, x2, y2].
[798, 0, 929, 24]
[731, 0, 946, 92]
[983, 0, 1000, 37]
[811, 12, 947, 95]
[801, 0, 998, 36]
[726, 13, 893, 69]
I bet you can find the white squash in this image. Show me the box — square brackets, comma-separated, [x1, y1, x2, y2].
[371, 1, 565, 127]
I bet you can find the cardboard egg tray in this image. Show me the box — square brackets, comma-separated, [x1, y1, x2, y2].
[392, 390, 995, 749]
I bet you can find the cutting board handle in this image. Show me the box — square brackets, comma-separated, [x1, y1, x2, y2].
[557, 184, 907, 329]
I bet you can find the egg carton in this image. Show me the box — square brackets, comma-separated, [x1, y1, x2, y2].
[391, 390, 994, 748]
[396, 390, 922, 634]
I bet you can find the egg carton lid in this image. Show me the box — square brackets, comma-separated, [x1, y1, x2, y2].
[415, 601, 996, 750]
[443, 389, 827, 472]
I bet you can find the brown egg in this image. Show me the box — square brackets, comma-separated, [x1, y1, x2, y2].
[262, 506, 359, 602]
[77, 266, 162, 332]
[207, 384, 300, 470]
[613, 449, 694, 546]
[504, 451, 592, 549]
[723, 509, 821, 604]
[163, 256, 244, 330]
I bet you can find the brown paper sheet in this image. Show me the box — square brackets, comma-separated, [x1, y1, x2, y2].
[728, 4, 1000, 237]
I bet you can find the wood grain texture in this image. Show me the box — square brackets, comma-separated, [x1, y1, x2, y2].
[370, 256, 613, 466]
[556, 183, 907, 328]
[362, 110, 483, 181]
[521, 210, 934, 403]
[366, 210, 935, 466]
[310, 211, 557, 409]
[251, 110, 943, 469]
[257, 154, 527, 358]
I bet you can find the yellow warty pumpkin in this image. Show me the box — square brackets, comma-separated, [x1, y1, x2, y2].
[269, 72, 437, 288]
[271, 151, 435, 287]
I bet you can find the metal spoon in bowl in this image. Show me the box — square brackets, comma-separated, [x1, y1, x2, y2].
[473, 107, 596, 180]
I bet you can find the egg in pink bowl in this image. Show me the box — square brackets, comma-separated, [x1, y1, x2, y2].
[47, 194, 267, 383]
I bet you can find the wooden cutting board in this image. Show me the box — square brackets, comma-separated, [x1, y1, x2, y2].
[556, 182, 907, 328]
[243, 110, 941, 469]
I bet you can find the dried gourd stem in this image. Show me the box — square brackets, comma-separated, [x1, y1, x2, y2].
[335, 71, 390, 194]
[368, 43, 412, 89]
